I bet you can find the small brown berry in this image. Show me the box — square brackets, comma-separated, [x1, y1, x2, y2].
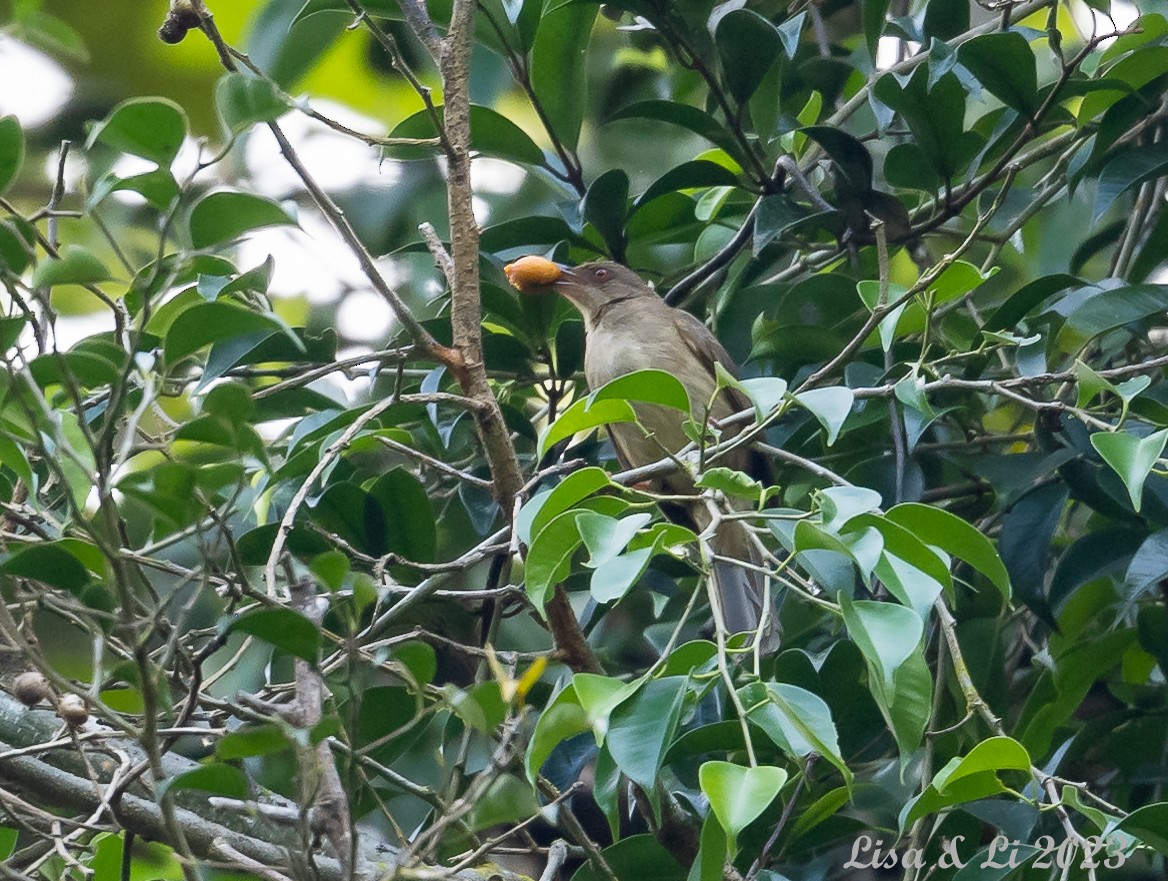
[158, 5, 201, 44]
[56, 694, 89, 728]
[12, 671, 51, 707]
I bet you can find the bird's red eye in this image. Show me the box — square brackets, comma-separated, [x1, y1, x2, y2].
[594, 268, 609, 281]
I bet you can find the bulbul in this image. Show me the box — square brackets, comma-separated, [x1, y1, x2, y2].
[506, 256, 779, 651]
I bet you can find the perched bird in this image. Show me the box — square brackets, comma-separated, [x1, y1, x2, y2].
[505, 256, 778, 651]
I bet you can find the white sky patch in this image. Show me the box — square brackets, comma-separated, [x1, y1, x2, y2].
[336, 289, 394, 342]
[1072, 0, 1139, 48]
[53, 311, 116, 351]
[473, 157, 525, 194]
[0, 37, 73, 128]
[244, 105, 399, 194]
[875, 36, 922, 71]
[472, 195, 490, 225]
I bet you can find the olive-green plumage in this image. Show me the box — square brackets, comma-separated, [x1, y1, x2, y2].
[549, 261, 778, 650]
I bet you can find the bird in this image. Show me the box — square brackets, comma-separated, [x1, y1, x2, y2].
[505, 256, 779, 651]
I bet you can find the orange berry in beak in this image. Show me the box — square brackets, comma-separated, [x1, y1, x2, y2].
[504, 255, 562, 293]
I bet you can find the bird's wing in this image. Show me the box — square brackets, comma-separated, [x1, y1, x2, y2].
[674, 307, 773, 485]
[673, 309, 753, 415]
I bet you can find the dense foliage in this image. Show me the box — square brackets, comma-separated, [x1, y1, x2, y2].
[2, 0, 1168, 879]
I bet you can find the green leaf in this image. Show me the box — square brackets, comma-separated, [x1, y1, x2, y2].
[0, 219, 35, 274]
[840, 596, 922, 689]
[802, 126, 873, 193]
[983, 273, 1079, 332]
[583, 169, 630, 256]
[215, 72, 292, 135]
[1091, 428, 1168, 512]
[537, 398, 635, 459]
[932, 736, 1031, 792]
[607, 676, 688, 792]
[163, 302, 297, 364]
[30, 246, 113, 288]
[1116, 802, 1168, 854]
[578, 512, 652, 566]
[386, 105, 546, 166]
[0, 542, 90, 592]
[1062, 284, 1168, 347]
[524, 510, 585, 613]
[531, 3, 598, 151]
[89, 168, 180, 211]
[862, 0, 891, 62]
[607, 101, 743, 162]
[1093, 143, 1168, 223]
[741, 681, 853, 788]
[525, 685, 588, 781]
[957, 32, 1039, 116]
[875, 68, 980, 182]
[368, 468, 437, 562]
[537, 369, 691, 457]
[885, 502, 1011, 599]
[696, 467, 762, 500]
[216, 723, 291, 759]
[699, 761, 787, 856]
[86, 97, 187, 166]
[592, 369, 692, 412]
[795, 520, 883, 583]
[0, 116, 24, 196]
[158, 764, 249, 800]
[635, 160, 742, 210]
[795, 387, 854, 445]
[188, 191, 295, 249]
[817, 486, 883, 533]
[518, 467, 613, 544]
[715, 9, 781, 102]
[292, 0, 400, 26]
[591, 546, 655, 603]
[224, 607, 321, 661]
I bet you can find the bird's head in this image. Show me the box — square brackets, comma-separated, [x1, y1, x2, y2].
[504, 256, 653, 325]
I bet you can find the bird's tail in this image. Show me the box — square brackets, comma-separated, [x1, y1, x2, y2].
[711, 518, 781, 653]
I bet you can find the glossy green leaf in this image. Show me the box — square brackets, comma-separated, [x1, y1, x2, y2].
[188, 190, 295, 249]
[740, 681, 853, 787]
[525, 684, 588, 781]
[1093, 143, 1168, 223]
[524, 510, 585, 612]
[386, 104, 545, 166]
[1091, 429, 1168, 512]
[215, 72, 291, 135]
[794, 387, 854, 445]
[216, 724, 291, 759]
[30, 246, 113, 288]
[531, 3, 597, 151]
[607, 101, 742, 161]
[86, 97, 187, 165]
[158, 764, 249, 800]
[885, 502, 1011, 599]
[635, 160, 741, 210]
[163, 302, 297, 364]
[840, 596, 922, 689]
[0, 542, 90, 592]
[957, 32, 1039, 116]
[715, 9, 781, 102]
[89, 168, 180, 211]
[223, 607, 321, 661]
[699, 761, 787, 856]
[607, 676, 688, 792]
[583, 169, 630, 256]
[0, 116, 24, 196]
[519, 467, 613, 544]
